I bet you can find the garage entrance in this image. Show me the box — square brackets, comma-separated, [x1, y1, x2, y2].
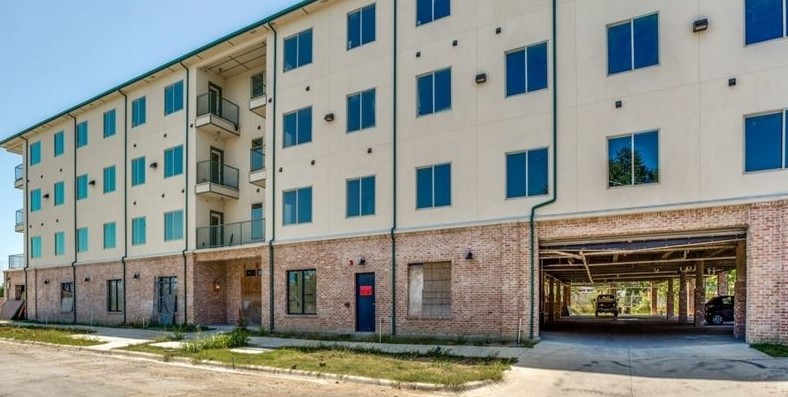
[539, 230, 746, 339]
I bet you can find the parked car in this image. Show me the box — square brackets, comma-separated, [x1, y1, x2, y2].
[595, 294, 619, 317]
[705, 295, 734, 325]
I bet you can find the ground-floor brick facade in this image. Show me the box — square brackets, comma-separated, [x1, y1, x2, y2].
[4, 200, 786, 344]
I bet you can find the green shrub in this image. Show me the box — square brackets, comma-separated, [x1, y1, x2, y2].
[181, 328, 249, 353]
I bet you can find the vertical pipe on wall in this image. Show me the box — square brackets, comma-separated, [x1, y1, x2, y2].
[118, 90, 128, 325]
[267, 23, 278, 332]
[21, 136, 29, 320]
[390, 0, 399, 336]
[179, 61, 190, 325]
[67, 113, 78, 324]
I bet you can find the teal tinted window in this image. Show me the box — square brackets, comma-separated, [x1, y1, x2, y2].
[346, 176, 375, 217]
[131, 157, 146, 186]
[417, 0, 450, 26]
[55, 232, 65, 256]
[77, 227, 88, 253]
[506, 42, 548, 97]
[30, 141, 41, 165]
[745, 0, 786, 44]
[416, 163, 451, 209]
[31, 236, 42, 258]
[103, 109, 116, 138]
[283, 29, 313, 72]
[417, 68, 451, 116]
[132, 217, 146, 246]
[54, 131, 65, 156]
[608, 13, 659, 74]
[164, 81, 184, 115]
[76, 121, 88, 148]
[54, 181, 65, 206]
[506, 148, 549, 198]
[76, 174, 88, 200]
[251, 203, 264, 240]
[164, 146, 183, 178]
[104, 222, 116, 249]
[164, 210, 184, 241]
[283, 107, 312, 147]
[347, 4, 376, 49]
[347, 88, 376, 132]
[608, 130, 660, 187]
[30, 189, 42, 212]
[103, 166, 116, 193]
[745, 111, 785, 172]
[283, 187, 313, 225]
[132, 96, 146, 127]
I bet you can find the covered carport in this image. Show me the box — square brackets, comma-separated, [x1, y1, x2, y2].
[539, 230, 746, 338]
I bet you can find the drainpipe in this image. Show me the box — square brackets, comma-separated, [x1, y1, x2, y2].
[528, 0, 558, 340]
[67, 113, 78, 324]
[21, 136, 30, 320]
[389, 0, 398, 336]
[266, 23, 278, 332]
[118, 89, 128, 324]
[179, 61, 190, 325]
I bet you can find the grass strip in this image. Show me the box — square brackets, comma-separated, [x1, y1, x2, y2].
[0, 324, 101, 346]
[751, 343, 788, 357]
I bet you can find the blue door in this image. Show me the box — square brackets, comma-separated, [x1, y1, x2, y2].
[355, 273, 375, 332]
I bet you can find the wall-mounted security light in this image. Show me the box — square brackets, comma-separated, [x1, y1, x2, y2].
[88, 180, 96, 186]
[133, 272, 140, 279]
[149, 162, 158, 169]
[475, 73, 488, 84]
[359, 257, 367, 266]
[324, 113, 335, 122]
[43, 193, 50, 199]
[84, 276, 91, 282]
[692, 18, 709, 32]
[43, 278, 50, 285]
[465, 249, 475, 260]
[728, 78, 737, 87]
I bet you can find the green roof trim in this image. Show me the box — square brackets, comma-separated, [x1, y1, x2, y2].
[0, 0, 316, 146]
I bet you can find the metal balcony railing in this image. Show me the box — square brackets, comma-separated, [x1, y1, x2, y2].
[15, 209, 23, 228]
[15, 164, 23, 183]
[251, 73, 266, 99]
[196, 92, 239, 128]
[196, 219, 265, 249]
[250, 147, 265, 172]
[196, 161, 239, 190]
[9, 254, 24, 269]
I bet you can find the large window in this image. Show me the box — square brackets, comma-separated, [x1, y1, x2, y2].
[30, 141, 41, 166]
[283, 29, 313, 72]
[347, 4, 376, 49]
[416, 163, 451, 209]
[251, 203, 264, 241]
[283, 107, 312, 147]
[103, 166, 116, 193]
[746, 0, 787, 44]
[76, 121, 88, 148]
[31, 236, 42, 259]
[55, 231, 65, 256]
[107, 279, 124, 313]
[54, 131, 65, 156]
[103, 109, 116, 138]
[54, 181, 65, 206]
[347, 175, 375, 217]
[131, 156, 146, 186]
[607, 13, 659, 75]
[164, 210, 184, 241]
[283, 187, 313, 225]
[417, 68, 451, 116]
[164, 145, 184, 178]
[251, 73, 266, 99]
[60, 282, 74, 312]
[30, 188, 41, 212]
[347, 88, 376, 132]
[408, 262, 451, 317]
[104, 222, 116, 249]
[416, 0, 450, 26]
[506, 148, 549, 198]
[164, 80, 184, 115]
[608, 130, 660, 187]
[132, 217, 146, 246]
[506, 42, 548, 97]
[287, 269, 316, 314]
[76, 174, 88, 200]
[745, 110, 787, 172]
[132, 96, 146, 127]
[77, 227, 88, 253]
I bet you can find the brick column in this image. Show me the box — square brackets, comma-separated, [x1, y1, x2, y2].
[666, 278, 674, 319]
[547, 278, 555, 322]
[694, 261, 705, 327]
[734, 242, 747, 339]
[678, 271, 688, 323]
[718, 272, 728, 296]
[650, 282, 658, 315]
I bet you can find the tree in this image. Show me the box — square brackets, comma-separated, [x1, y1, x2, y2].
[609, 147, 659, 186]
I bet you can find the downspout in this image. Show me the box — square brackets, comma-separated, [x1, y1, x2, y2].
[67, 113, 78, 324]
[389, 0, 398, 336]
[267, 23, 278, 332]
[118, 89, 128, 325]
[528, 0, 558, 340]
[21, 136, 29, 320]
[179, 61, 190, 325]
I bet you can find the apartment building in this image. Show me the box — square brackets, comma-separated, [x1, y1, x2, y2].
[2, 0, 787, 344]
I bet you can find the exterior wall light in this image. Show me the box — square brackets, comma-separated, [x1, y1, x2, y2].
[149, 162, 158, 169]
[475, 73, 487, 84]
[84, 276, 91, 282]
[324, 113, 335, 122]
[465, 249, 475, 260]
[692, 18, 709, 32]
[213, 279, 221, 291]
[359, 257, 367, 266]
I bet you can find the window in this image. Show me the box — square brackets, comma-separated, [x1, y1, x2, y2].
[417, 0, 450, 26]
[608, 130, 660, 187]
[283, 187, 313, 225]
[107, 279, 124, 313]
[132, 217, 146, 246]
[251, 138, 265, 172]
[55, 231, 65, 256]
[607, 13, 659, 75]
[54, 131, 65, 156]
[103, 109, 116, 138]
[287, 269, 316, 314]
[164, 145, 184, 178]
[60, 282, 74, 312]
[283, 29, 313, 72]
[104, 222, 116, 249]
[506, 148, 549, 198]
[745, 110, 787, 172]
[132, 96, 146, 127]
[30, 189, 41, 212]
[348, 4, 376, 49]
[164, 81, 184, 115]
[30, 141, 41, 166]
[251, 203, 264, 241]
[417, 68, 451, 116]
[746, 0, 787, 44]
[77, 174, 88, 200]
[131, 156, 146, 186]
[164, 210, 184, 241]
[408, 262, 451, 317]
[347, 88, 376, 132]
[283, 107, 312, 147]
[54, 181, 65, 206]
[103, 166, 116, 193]
[31, 236, 42, 259]
[416, 163, 451, 209]
[251, 73, 266, 99]
[506, 42, 548, 97]
[77, 227, 88, 253]
[76, 121, 88, 148]
[347, 176, 375, 217]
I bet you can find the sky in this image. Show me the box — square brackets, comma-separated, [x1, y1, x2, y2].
[0, 0, 301, 277]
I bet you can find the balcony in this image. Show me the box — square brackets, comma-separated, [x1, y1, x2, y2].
[195, 93, 240, 138]
[9, 254, 24, 269]
[195, 160, 239, 200]
[14, 164, 23, 189]
[196, 219, 265, 249]
[15, 209, 23, 233]
[249, 147, 266, 187]
[249, 73, 267, 118]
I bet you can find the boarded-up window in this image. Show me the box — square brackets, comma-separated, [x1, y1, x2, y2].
[60, 282, 74, 312]
[408, 262, 451, 317]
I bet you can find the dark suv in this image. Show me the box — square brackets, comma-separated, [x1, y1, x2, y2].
[705, 295, 734, 325]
